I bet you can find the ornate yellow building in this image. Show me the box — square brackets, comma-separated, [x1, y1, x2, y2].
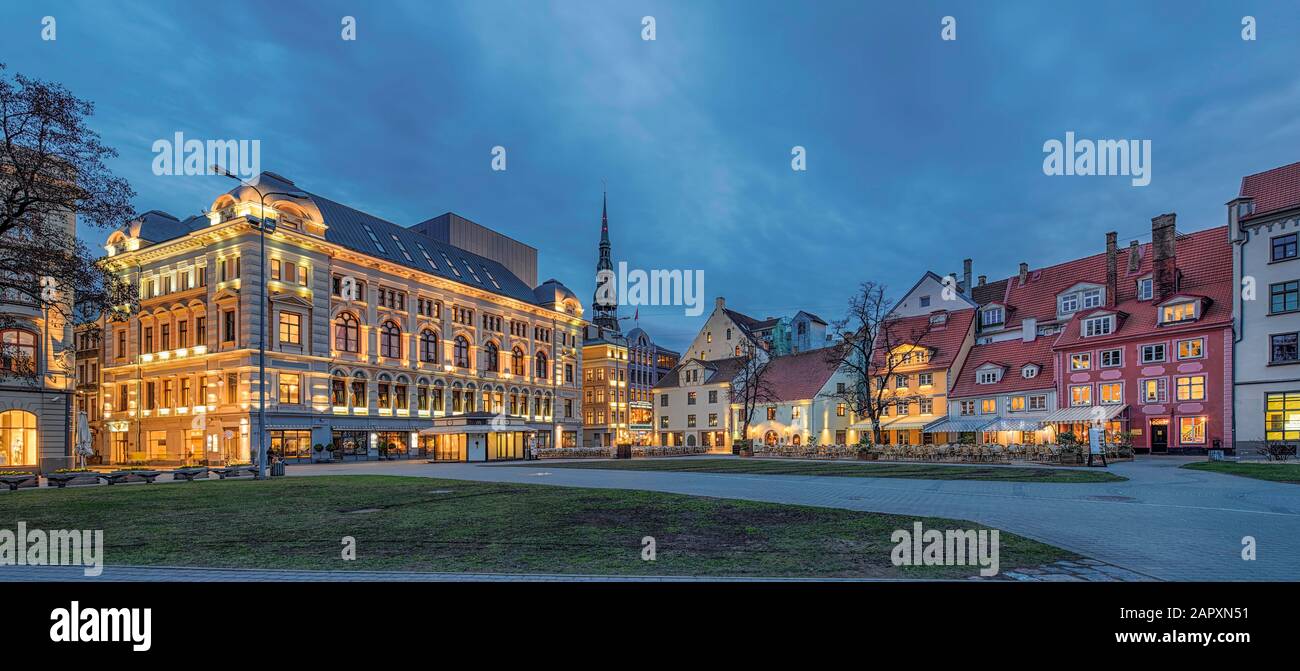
[93, 172, 584, 464]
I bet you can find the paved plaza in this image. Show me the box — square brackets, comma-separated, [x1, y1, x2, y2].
[2, 456, 1296, 581]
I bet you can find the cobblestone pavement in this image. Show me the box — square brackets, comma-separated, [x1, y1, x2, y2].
[285, 455, 1299, 581]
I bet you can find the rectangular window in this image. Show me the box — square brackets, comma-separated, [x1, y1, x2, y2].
[1070, 384, 1091, 406]
[1273, 233, 1298, 262]
[1271, 280, 1300, 314]
[919, 398, 933, 414]
[767, 406, 776, 420]
[687, 392, 696, 405]
[1179, 416, 1207, 445]
[1140, 343, 1166, 363]
[1070, 353, 1091, 371]
[959, 401, 975, 416]
[1029, 395, 1047, 411]
[1009, 396, 1025, 412]
[226, 373, 238, 404]
[896, 400, 910, 415]
[1101, 348, 1122, 367]
[1176, 375, 1206, 401]
[279, 373, 301, 404]
[836, 403, 846, 417]
[1271, 333, 1300, 364]
[708, 390, 718, 403]
[1161, 302, 1196, 323]
[1083, 316, 1112, 337]
[1099, 382, 1123, 405]
[895, 374, 909, 388]
[708, 413, 718, 427]
[1265, 392, 1300, 441]
[686, 414, 696, 428]
[223, 311, 236, 344]
[1141, 378, 1167, 403]
[918, 372, 933, 386]
[1081, 288, 1102, 309]
[195, 317, 206, 344]
[278, 312, 302, 345]
[1177, 338, 1204, 360]
[980, 399, 995, 414]
[1137, 277, 1152, 301]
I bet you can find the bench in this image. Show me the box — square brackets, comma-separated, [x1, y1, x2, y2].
[210, 465, 258, 480]
[0, 474, 38, 491]
[171, 467, 209, 482]
[99, 470, 162, 485]
[45, 472, 101, 488]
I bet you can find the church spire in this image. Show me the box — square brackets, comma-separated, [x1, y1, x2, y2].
[592, 188, 620, 331]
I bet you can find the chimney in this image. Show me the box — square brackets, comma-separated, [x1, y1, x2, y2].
[950, 271, 960, 292]
[1022, 317, 1036, 343]
[1151, 213, 1177, 301]
[1018, 262, 1028, 285]
[963, 259, 973, 295]
[1105, 231, 1118, 307]
[1127, 240, 1140, 273]
[977, 275, 987, 287]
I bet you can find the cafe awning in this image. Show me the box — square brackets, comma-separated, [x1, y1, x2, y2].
[923, 417, 994, 433]
[1040, 405, 1128, 423]
[985, 417, 1046, 432]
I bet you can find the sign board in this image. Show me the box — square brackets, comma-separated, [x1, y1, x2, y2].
[1088, 426, 1104, 455]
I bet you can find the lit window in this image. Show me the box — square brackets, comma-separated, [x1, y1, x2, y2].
[980, 399, 996, 414]
[1176, 375, 1206, 401]
[1070, 353, 1091, 371]
[1141, 378, 1167, 403]
[278, 373, 301, 404]
[278, 312, 301, 346]
[1179, 416, 1206, 444]
[1009, 396, 1025, 412]
[1177, 338, 1203, 360]
[1265, 392, 1300, 441]
[1070, 385, 1091, 406]
[1161, 302, 1196, 323]
[1099, 382, 1123, 405]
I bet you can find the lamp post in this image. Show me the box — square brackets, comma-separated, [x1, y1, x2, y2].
[212, 166, 307, 479]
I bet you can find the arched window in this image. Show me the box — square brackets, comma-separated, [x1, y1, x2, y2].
[454, 336, 470, 368]
[350, 372, 367, 408]
[330, 370, 347, 406]
[334, 314, 359, 353]
[0, 409, 37, 466]
[377, 373, 392, 409]
[380, 321, 402, 359]
[0, 329, 38, 374]
[511, 347, 525, 376]
[534, 351, 548, 379]
[394, 375, 409, 411]
[734, 345, 742, 356]
[420, 330, 439, 363]
[485, 341, 499, 372]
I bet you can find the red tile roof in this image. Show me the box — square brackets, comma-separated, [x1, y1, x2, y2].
[1052, 225, 1232, 349]
[761, 348, 840, 402]
[951, 335, 1056, 398]
[875, 309, 976, 370]
[1240, 161, 1300, 222]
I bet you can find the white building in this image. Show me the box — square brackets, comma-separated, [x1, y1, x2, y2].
[1230, 161, 1300, 452]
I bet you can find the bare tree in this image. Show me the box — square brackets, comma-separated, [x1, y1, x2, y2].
[825, 281, 935, 447]
[0, 63, 136, 380]
[730, 339, 776, 446]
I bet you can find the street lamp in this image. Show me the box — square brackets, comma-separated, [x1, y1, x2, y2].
[212, 166, 308, 479]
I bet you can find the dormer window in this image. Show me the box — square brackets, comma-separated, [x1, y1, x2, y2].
[1237, 200, 1255, 219]
[977, 370, 998, 385]
[929, 312, 947, 325]
[1160, 301, 1197, 324]
[1137, 277, 1153, 301]
[1022, 364, 1039, 379]
[981, 305, 1004, 327]
[1082, 315, 1113, 337]
[1059, 286, 1104, 315]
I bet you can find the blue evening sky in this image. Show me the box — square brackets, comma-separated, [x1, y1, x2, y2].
[3, 1, 1299, 352]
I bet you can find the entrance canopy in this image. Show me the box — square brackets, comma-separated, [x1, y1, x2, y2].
[418, 412, 532, 436]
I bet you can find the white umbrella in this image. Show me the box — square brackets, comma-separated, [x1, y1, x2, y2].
[75, 411, 94, 467]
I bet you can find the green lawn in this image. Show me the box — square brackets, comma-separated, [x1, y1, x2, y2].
[0, 475, 1076, 578]
[1182, 461, 1300, 484]
[515, 457, 1126, 483]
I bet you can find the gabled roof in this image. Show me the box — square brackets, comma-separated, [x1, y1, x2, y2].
[1239, 161, 1300, 223]
[1052, 226, 1231, 349]
[760, 349, 840, 402]
[794, 310, 828, 325]
[653, 356, 750, 389]
[951, 335, 1056, 398]
[874, 308, 976, 370]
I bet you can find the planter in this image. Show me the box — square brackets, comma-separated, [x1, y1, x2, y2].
[171, 467, 210, 482]
[46, 472, 101, 488]
[0, 473, 40, 491]
[857, 451, 878, 461]
[738, 448, 754, 458]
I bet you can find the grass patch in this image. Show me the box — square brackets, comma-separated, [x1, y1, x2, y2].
[0, 475, 1075, 578]
[1182, 461, 1300, 484]
[518, 457, 1125, 483]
